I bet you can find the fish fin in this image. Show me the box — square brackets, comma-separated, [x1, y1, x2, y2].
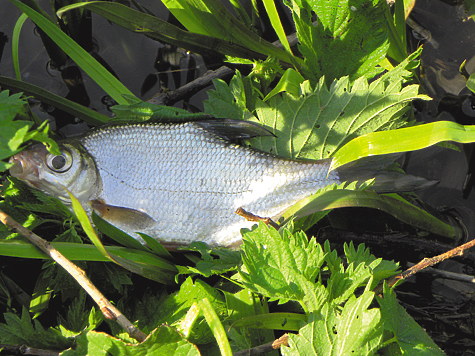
[194, 118, 275, 142]
[90, 200, 156, 231]
[338, 154, 438, 192]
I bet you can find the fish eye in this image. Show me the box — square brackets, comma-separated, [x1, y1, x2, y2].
[46, 151, 73, 173]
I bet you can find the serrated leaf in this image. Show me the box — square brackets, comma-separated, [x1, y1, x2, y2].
[60, 325, 200, 356]
[287, 0, 389, 84]
[239, 223, 327, 310]
[204, 71, 256, 121]
[283, 292, 383, 356]
[177, 242, 241, 277]
[377, 284, 445, 355]
[0, 307, 73, 350]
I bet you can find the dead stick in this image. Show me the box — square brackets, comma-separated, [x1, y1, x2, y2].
[0, 210, 147, 343]
[374, 237, 475, 295]
[234, 333, 289, 356]
[235, 207, 280, 230]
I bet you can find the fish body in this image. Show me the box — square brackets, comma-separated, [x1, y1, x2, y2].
[10, 121, 339, 247]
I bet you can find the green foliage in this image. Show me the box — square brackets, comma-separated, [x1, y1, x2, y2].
[206, 49, 429, 162]
[60, 325, 200, 356]
[283, 292, 383, 356]
[0, 307, 73, 350]
[239, 223, 399, 313]
[377, 284, 445, 355]
[177, 242, 241, 278]
[0, 90, 59, 171]
[286, 0, 389, 84]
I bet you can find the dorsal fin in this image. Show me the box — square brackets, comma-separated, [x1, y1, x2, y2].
[194, 119, 275, 142]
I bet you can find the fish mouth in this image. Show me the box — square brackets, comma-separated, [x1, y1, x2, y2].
[9, 145, 46, 184]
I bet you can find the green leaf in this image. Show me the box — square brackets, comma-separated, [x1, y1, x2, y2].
[12, 13, 28, 81]
[206, 58, 427, 162]
[0, 307, 73, 350]
[377, 284, 445, 355]
[204, 71, 256, 121]
[177, 242, 241, 277]
[331, 120, 475, 171]
[280, 188, 460, 240]
[199, 298, 233, 356]
[239, 223, 327, 311]
[264, 68, 305, 101]
[231, 312, 307, 331]
[111, 96, 211, 123]
[8, 0, 135, 105]
[160, 0, 292, 63]
[0, 75, 111, 125]
[283, 292, 383, 356]
[60, 325, 200, 356]
[286, 0, 389, 84]
[223, 288, 277, 350]
[58, 1, 283, 62]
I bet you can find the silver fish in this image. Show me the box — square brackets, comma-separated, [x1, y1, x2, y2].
[9, 120, 340, 247]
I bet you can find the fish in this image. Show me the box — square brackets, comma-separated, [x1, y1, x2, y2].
[9, 119, 340, 248]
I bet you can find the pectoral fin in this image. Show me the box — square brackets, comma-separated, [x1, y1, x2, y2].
[90, 200, 156, 231]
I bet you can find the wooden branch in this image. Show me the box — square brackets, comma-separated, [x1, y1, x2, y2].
[148, 66, 234, 106]
[374, 237, 475, 294]
[235, 207, 280, 230]
[0, 210, 147, 343]
[234, 333, 289, 356]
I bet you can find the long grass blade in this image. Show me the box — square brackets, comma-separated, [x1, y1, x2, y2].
[0, 75, 110, 125]
[12, 13, 28, 81]
[57, 1, 285, 62]
[199, 298, 233, 356]
[330, 121, 475, 172]
[281, 189, 462, 240]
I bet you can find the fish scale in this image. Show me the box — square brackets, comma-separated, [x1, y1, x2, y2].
[79, 122, 339, 246]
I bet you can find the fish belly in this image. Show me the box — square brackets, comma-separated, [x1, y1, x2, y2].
[80, 123, 339, 246]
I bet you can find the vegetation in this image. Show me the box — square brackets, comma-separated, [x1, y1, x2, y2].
[0, 0, 474, 354]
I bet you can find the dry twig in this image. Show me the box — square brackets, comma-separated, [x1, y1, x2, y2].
[374, 237, 475, 294]
[235, 207, 280, 230]
[234, 333, 289, 356]
[0, 210, 147, 343]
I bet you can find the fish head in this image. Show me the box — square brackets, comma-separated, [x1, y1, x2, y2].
[9, 142, 101, 204]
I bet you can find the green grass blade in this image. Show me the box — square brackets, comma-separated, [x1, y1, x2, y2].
[57, 1, 272, 61]
[330, 121, 475, 171]
[231, 312, 307, 331]
[64, 186, 110, 259]
[12, 13, 28, 81]
[0, 75, 110, 125]
[261, 0, 292, 55]
[159, 0, 293, 63]
[0, 240, 177, 272]
[8, 0, 136, 105]
[199, 298, 233, 356]
[281, 189, 461, 239]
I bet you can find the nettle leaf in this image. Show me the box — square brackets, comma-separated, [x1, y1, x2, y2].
[239, 223, 327, 310]
[344, 242, 399, 290]
[283, 292, 383, 356]
[205, 49, 428, 162]
[377, 284, 445, 355]
[127, 277, 227, 344]
[177, 242, 241, 277]
[204, 71, 257, 121]
[287, 0, 389, 84]
[61, 325, 200, 356]
[249, 73, 425, 160]
[0, 307, 73, 350]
